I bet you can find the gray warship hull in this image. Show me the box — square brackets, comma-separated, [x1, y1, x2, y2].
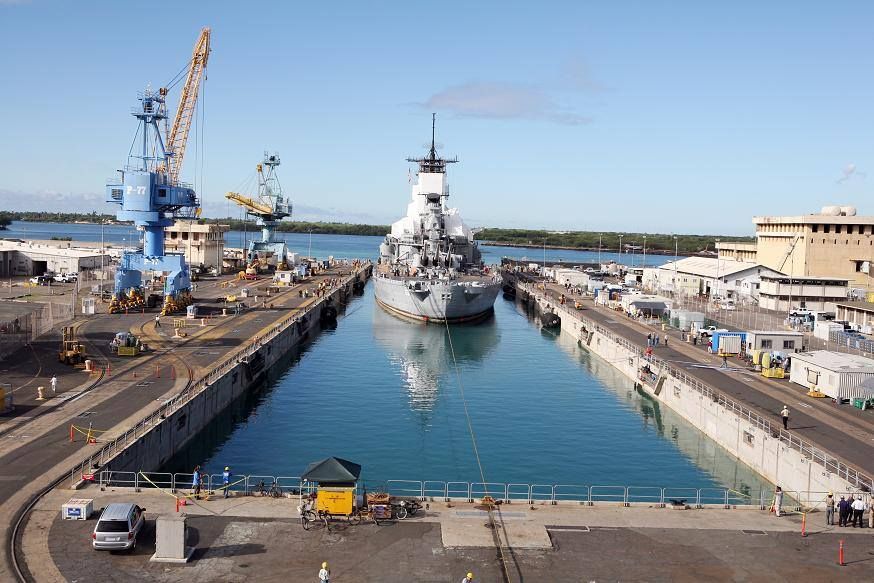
[373, 275, 501, 323]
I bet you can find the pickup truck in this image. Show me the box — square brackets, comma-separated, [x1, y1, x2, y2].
[697, 326, 728, 338]
[54, 273, 78, 283]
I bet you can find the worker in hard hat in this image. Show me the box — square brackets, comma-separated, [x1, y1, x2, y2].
[461, 573, 474, 582]
[222, 466, 232, 498]
[318, 561, 330, 582]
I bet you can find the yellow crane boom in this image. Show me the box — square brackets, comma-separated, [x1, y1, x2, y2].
[225, 191, 274, 216]
[166, 27, 211, 185]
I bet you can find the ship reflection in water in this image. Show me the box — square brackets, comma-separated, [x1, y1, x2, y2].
[371, 304, 500, 414]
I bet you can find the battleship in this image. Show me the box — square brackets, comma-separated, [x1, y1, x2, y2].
[375, 115, 501, 323]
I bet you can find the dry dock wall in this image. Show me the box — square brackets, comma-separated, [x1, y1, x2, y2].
[93, 267, 371, 476]
[517, 282, 869, 505]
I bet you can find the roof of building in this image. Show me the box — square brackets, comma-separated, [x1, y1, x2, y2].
[657, 257, 776, 279]
[836, 301, 874, 313]
[0, 239, 104, 258]
[760, 274, 849, 284]
[754, 214, 874, 225]
[790, 350, 874, 373]
[301, 457, 361, 483]
[746, 330, 805, 336]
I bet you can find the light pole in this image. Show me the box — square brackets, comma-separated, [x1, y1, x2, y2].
[714, 238, 721, 300]
[618, 234, 624, 265]
[598, 233, 602, 268]
[308, 229, 313, 260]
[673, 235, 678, 296]
[642, 234, 647, 268]
[542, 237, 547, 277]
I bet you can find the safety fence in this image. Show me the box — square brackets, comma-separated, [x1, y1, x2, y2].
[69, 264, 372, 487]
[93, 471, 830, 509]
[519, 281, 874, 493]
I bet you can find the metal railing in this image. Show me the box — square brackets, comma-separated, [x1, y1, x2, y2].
[518, 282, 874, 492]
[69, 264, 373, 487]
[97, 471, 841, 509]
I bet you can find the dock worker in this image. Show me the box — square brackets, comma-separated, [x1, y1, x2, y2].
[154, 314, 161, 328]
[192, 465, 202, 499]
[720, 355, 728, 369]
[825, 492, 835, 525]
[222, 466, 231, 498]
[50, 375, 58, 394]
[781, 405, 789, 430]
[318, 561, 330, 582]
[852, 496, 866, 527]
[664, 335, 669, 348]
[460, 573, 474, 583]
[838, 495, 850, 526]
[773, 486, 783, 517]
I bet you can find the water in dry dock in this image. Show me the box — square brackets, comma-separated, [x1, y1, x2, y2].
[164, 285, 773, 497]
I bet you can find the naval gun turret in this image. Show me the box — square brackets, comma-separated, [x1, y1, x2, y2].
[225, 152, 292, 273]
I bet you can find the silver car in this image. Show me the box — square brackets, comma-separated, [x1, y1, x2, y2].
[91, 503, 146, 551]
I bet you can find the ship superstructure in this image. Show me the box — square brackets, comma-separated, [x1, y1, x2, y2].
[375, 115, 500, 323]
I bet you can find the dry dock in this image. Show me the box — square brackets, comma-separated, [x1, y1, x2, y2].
[0, 260, 372, 581]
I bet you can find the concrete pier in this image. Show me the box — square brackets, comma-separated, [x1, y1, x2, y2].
[0, 260, 372, 581]
[508, 273, 874, 503]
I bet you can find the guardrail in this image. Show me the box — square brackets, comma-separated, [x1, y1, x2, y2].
[518, 281, 874, 493]
[97, 471, 833, 509]
[68, 264, 373, 487]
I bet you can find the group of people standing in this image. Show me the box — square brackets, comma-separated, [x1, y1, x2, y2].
[828, 492, 870, 527]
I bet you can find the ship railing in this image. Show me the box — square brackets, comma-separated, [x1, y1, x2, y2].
[96, 472, 838, 510]
[516, 281, 874, 493]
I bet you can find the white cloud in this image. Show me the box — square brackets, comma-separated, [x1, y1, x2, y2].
[421, 82, 591, 126]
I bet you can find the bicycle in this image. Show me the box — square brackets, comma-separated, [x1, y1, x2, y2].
[298, 499, 320, 530]
[255, 479, 284, 498]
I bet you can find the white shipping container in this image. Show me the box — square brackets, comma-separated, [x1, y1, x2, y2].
[789, 351, 874, 400]
[814, 321, 843, 341]
[718, 335, 742, 355]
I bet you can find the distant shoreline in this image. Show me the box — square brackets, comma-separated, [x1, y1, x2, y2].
[480, 240, 697, 257]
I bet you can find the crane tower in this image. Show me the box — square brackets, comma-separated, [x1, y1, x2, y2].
[225, 152, 292, 272]
[104, 28, 210, 314]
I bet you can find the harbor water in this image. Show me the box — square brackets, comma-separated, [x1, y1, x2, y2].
[0, 221, 668, 267]
[163, 284, 772, 497]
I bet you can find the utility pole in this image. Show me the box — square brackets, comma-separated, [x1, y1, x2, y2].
[542, 238, 547, 277]
[673, 235, 678, 296]
[618, 234, 624, 263]
[643, 235, 647, 268]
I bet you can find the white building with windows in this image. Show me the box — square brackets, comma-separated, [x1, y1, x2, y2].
[644, 257, 783, 302]
[163, 220, 229, 273]
[758, 275, 849, 313]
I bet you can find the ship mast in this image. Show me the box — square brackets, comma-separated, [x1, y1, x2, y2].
[406, 113, 457, 174]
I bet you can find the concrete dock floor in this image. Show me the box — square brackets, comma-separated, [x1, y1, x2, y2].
[22, 486, 874, 582]
[0, 265, 367, 581]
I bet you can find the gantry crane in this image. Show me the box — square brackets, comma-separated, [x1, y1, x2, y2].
[104, 27, 211, 314]
[225, 153, 292, 273]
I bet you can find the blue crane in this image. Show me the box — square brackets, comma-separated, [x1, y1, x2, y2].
[104, 28, 210, 314]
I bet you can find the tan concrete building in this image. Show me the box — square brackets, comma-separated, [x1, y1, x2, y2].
[715, 241, 757, 263]
[748, 206, 874, 288]
[163, 220, 229, 273]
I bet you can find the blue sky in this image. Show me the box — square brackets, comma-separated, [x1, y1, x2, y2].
[1, 0, 873, 235]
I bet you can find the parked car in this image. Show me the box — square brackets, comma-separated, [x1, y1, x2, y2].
[92, 503, 146, 551]
[54, 272, 78, 283]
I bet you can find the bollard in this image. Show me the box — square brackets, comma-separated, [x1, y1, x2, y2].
[839, 539, 845, 566]
[106, 363, 111, 377]
[801, 512, 807, 537]
[36, 386, 46, 401]
[156, 365, 161, 378]
[69, 425, 75, 442]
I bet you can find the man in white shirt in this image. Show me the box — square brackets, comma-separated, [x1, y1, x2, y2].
[318, 561, 330, 582]
[50, 376, 58, 394]
[852, 497, 866, 527]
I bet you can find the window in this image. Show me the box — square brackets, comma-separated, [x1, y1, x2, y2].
[760, 339, 773, 349]
[837, 225, 842, 234]
[783, 340, 795, 349]
[158, 188, 167, 198]
[856, 261, 865, 272]
[825, 225, 831, 233]
[182, 232, 188, 240]
[807, 369, 819, 385]
[743, 431, 755, 446]
[812, 224, 819, 233]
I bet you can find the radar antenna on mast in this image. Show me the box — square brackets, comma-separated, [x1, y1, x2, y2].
[407, 113, 457, 174]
